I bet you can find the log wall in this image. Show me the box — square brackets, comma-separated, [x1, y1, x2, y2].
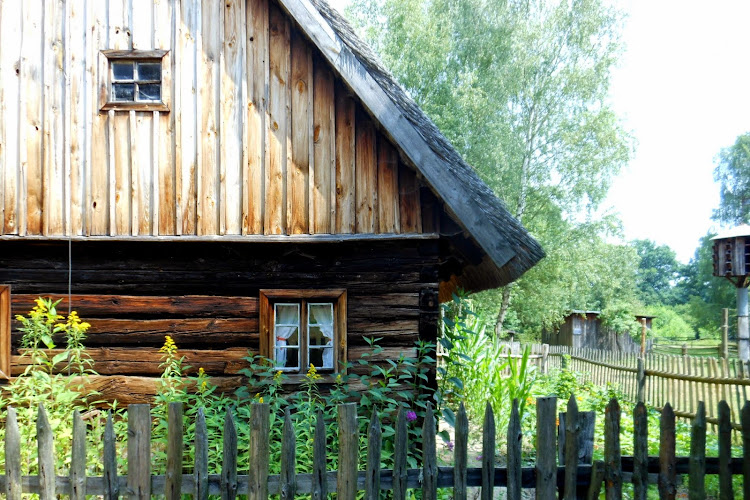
[0, 239, 440, 404]
[0, 0, 424, 238]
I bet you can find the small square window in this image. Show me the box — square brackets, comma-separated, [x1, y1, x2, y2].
[100, 49, 170, 111]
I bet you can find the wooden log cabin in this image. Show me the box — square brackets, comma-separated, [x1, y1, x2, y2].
[0, 0, 544, 403]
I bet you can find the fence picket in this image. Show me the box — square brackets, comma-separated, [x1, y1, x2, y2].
[633, 402, 648, 500]
[422, 403, 438, 500]
[338, 403, 359, 500]
[718, 401, 733, 500]
[604, 399, 622, 500]
[689, 401, 706, 500]
[312, 409, 327, 500]
[195, 408, 209, 500]
[166, 402, 184, 500]
[249, 403, 270, 500]
[365, 409, 382, 500]
[37, 404, 55, 500]
[104, 411, 119, 500]
[481, 401, 496, 500]
[659, 403, 676, 500]
[392, 408, 408, 500]
[454, 403, 468, 500]
[280, 409, 296, 500]
[506, 400, 520, 500]
[4, 407, 21, 500]
[563, 395, 579, 500]
[221, 409, 239, 500]
[71, 410, 86, 500]
[127, 404, 152, 500]
[536, 396, 557, 499]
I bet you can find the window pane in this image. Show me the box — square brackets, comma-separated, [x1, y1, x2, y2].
[275, 346, 299, 369]
[275, 326, 298, 347]
[275, 304, 299, 325]
[112, 62, 134, 80]
[137, 62, 161, 81]
[113, 83, 135, 101]
[309, 347, 333, 369]
[138, 83, 161, 101]
[309, 325, 332, 346]
[309, 303, 333, 325]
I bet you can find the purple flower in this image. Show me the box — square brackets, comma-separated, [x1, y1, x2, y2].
[475, 455, 482, 461]
[446, 441, 454, 452]
[406, 410, 417, 422]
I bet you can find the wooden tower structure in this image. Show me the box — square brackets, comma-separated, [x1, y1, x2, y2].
[712, 224, 750, 360]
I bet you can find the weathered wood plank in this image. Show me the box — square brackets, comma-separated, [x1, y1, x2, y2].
[266, 4, 290, 235]
[221, 0, 245, 235]
[378, 140, 399, 233]
[289, 30, 312, 234]
[312, 409, 327, 500]
[37, 405, 55, 500]
[103, 412, 119, 500]
[0, 0, 21, 234]
[453, 402, 468, 500]
[195, 408, 209, 500]
[355, 111, 377, 233]
[5, 407, 21, 500]
[311, 58, 335, 234]
[177, 0, 198, 235]
[280, 409, 296, 500]
[398, 163, 421, 233]
[221, 409, 238, 500]
[245, 0, 269, 235]
[689, 401, 706, 500]
[21, 0, 44, 235]
[338, 403, 358, 500]
[422, 403, 437, 500]
[483, 402, 498, 500]
[392, 408, 408, 500]
[248, 403, 270, 500]
[70, 410, 87, 500]
[67, 0, 85, 235]
[365, 409, 382, 500]
[659, 403, 676, 500]
[718, 400, 733, 500]
[198, 0, 221, 236]
[563, 395, 579, 500]
[335, 83, 355, 233]
[536, 396, 557, 499]
[155, 0, 175, 235]
[88, 0, 109, 235]
[42, 0, 65, 235]
[604, 398, 622, 500]
[128, 404, 152, 499]
[166, 403, 184, 500]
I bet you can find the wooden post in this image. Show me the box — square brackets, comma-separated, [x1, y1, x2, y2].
[689, 401, 706, 500]
[195, 409, 209, 500]
[71, 410, 87, 500]
[127, 404, 151, 500]
[4, 407, 21, 500]
[633, 402, 648, 500]
[312, 410, 327, 500]
[506, 400, 520, 500]
[541, 343, 549, 374]
[365, 409, 382, 500]
[422, 403, 438, 500]
[659, 403, 676, 500]
[604, 399, 622, 499]
[392, 409, 408, 500]
[37, 405, 55, 500]
[723, 308, 730, 359]
[249, 403, 270, 500]
[280, 409, 296, 500]
[454, 403, 468, 500]
[718, 401, 733, 500]
[640, 318, 647, 357]
[536, 397, 557, 499]
[338, 403, 359, 500]
[166, 403, 184, 500]
[222, 410, 239, 500]
[104, 411, 119, 500]
[563, 396, 579, 500]
[637, 357, 646, 404]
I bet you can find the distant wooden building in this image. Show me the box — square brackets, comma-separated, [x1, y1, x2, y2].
[542, 311, 653, 353]
[0, 0, 543, 402]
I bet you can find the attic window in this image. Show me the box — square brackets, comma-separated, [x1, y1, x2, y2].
[100, 50, 170, 111]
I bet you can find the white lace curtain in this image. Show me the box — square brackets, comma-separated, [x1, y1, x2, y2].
[275, 305, 298, 368]
[310, 305, 334, 369]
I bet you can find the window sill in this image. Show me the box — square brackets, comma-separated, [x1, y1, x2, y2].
[100, 102, 170, 112]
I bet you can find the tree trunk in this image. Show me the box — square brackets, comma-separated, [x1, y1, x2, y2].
[495, 285, 513, 336]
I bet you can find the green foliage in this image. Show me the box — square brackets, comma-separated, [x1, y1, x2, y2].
[645, 304, 695, 339]
[632, 239, 684, 306]
[713, 132, 750, 226]
[600, 300, 641, 339]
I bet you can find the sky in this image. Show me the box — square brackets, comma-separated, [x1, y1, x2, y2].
[328, 0, 750, 263]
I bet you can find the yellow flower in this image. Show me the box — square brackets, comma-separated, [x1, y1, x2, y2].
[259, 396, 264, 403]
[160, 335, 177, 354]
[306, 363, 321, 381]
[198, 367, 205, 376]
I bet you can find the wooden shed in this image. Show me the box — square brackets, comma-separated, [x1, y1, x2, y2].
[542, 311, 653, 353]
[0, 0, 544, 403]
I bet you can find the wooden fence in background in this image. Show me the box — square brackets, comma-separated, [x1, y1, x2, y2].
[2, 398, 750, 500]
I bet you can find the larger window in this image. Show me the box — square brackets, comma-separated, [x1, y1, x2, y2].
[260, 289, 346, 376]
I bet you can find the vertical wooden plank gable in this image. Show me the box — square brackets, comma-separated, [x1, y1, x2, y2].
[399, 162, 422, 233]
[377, 139, 399, 233]
[355, 108, 377, 233]
[198, 0, 220, 235]
[178, 0, 198, 235]
[246, 0, 269, 235]
[221, 0, 245, 235]
[289, 29, 312, 234]
[311, 57, 334, 234]
[21, 0, 44, 235]
[266, 3, 290, 235]
[67, 0, 86, 235]
[334, 82, 355, 233]
[0, 0, 21, 234]
[88, 0, 109, 235]
[155, 0, 176, 234]
[42, 0, 65, 235]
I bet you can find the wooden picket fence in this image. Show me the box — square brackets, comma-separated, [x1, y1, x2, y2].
[2, 397, 750, 500]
